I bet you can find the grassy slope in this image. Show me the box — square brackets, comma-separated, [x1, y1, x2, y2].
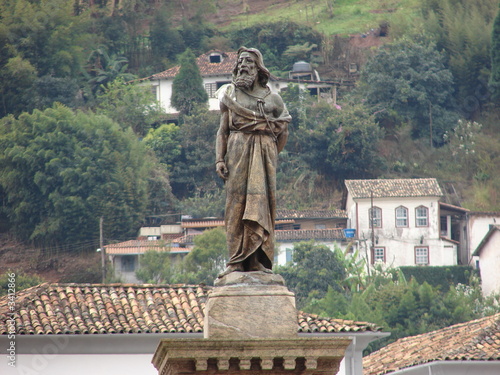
[215, 0, 421, 36]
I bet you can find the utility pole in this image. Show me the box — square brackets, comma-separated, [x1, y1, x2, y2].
[100, 217, 106, 283]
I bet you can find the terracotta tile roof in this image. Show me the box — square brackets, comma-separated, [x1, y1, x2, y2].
[0, 283, 383, 335]
[298, 312, 380, 333]
[181, 220, 225, 228]
[276, 229, 346, 241]
[105, 240, 188, 255]
[363, 313, 500, 375]
[172, 234, 199, 245]
[149, 51, 238, 80]
[276, 209, 347, 219]
[345, 178, 443, 199]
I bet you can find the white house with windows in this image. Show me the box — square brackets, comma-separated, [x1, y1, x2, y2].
[344, 178, 459, 267]
[142, 50, 340, 115]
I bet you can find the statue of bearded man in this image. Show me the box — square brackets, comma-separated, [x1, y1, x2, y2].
[215, 47, 291, 277]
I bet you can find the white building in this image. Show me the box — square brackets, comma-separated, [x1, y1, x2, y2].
[143, 50, 339, 115]
[344, 178, 459, 267]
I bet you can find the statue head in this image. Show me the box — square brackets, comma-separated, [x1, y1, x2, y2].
[232, 47, 270, 88]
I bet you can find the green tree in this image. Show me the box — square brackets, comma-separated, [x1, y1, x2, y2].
[0, 104, 151, 245]
[276, 241, 346, 307]
[300, 102, 384, 180]
[420, 0, 497, 114]
[176, 227, 227, 285]
[87, 47, 136, 95]
[136, 249, 173, 284]
[304, 267, 500, 354]
[170, 49, 208, 116]
[95, 78, 165, 136]
[358, 36, 458, 144]
[150, 7, 185, 69]
[169, 105, 220, 198]
[143, 123, 182, 170]
[0, 270, 44, 296]
[27, 75, 82, 111]
[490, 3, 500, 102]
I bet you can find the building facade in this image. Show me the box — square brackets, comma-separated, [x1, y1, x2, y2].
[344, 178, 459, 267]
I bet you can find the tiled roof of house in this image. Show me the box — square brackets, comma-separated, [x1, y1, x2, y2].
[276, 209, 347, 219]
[149, 51, 238, 80]
[363, 312, 500, 375]
[0, 283, 383, 335]
[276, 229, 346, 241]
[345, 178, 442, 199]
[105, 240, 188, 255]
[181, 220, 225, 228]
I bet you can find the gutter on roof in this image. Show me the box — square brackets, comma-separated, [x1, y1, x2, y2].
[386, 360, 500, 375]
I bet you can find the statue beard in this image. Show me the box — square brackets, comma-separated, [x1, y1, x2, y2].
[234, 69, 257, 89]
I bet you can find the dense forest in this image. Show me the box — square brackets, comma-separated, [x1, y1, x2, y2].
[0, 0, 499, 248]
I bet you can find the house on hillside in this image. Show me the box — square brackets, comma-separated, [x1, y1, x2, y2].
[363, 312, 500, 375]
[343, 178, 467, 268]
[0, 283, 388, 375]
[274, 209, 350, 264]
[473, 225, 500, 296]
[142, 50, 341, 115]
[106, 240, 189, 283]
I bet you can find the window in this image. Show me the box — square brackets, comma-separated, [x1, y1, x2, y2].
[416, 206, 429, 227]
[205, 83, 217, 98]
[395, 206, 408, 227]
[209, 54, 222, 63]
[373, 247, 386, 263]
[285, 248, 293, 263]
[369, 207, 382, 228]
[415, 247, 429, 265]
[315, 224, 326, 230]
[121, 255, 136, 272]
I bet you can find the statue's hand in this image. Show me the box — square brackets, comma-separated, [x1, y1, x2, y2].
[216, 161, 229, 180]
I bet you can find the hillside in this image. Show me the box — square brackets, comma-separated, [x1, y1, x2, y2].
[169, 0, 418, 36]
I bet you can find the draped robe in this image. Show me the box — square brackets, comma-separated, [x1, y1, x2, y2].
[218, 84, 291, 270]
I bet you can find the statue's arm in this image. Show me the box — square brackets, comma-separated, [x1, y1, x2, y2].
[216, 103, 229, 180]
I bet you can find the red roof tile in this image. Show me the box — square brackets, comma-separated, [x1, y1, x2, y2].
[345, 178, 443, 199]
[0, 283, 383, 335]
[363, 313, 500, 375]
[150, 51, 238, 80]
[105, 240, 187, 255]
[276, 209, 347, 219]
[276, 229, 346, 241]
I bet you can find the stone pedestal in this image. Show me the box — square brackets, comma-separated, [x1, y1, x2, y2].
[152, 271, 351, 375]
[152, 337, 352, 375]
[205, 272, 297, 339]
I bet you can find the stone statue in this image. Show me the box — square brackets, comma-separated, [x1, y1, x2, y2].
[215, 47, 291, 277]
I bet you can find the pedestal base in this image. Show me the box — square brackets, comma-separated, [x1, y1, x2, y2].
[205, 272, 297, 339]
[153, 337, 352, 375]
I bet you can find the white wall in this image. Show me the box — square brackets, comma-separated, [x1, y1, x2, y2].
[477, 230, 500, 296]
[347, 196, 457, 267]
[468, 214, 500, 257]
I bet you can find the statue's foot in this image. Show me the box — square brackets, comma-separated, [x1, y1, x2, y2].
[250, 262, 273, 274]
[217, 264, 243, 278]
